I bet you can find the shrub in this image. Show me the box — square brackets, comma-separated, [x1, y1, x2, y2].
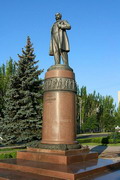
[77, 137, 103, 144]
[77, 136, 119, 145]
[108, 132, 120, 144]
[101, 137, 109, 145]
[109, 132, 120, 139]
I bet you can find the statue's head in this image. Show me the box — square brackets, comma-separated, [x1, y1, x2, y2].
[55, 13, 62, 20]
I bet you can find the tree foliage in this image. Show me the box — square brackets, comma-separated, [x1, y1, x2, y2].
[1, 37, 43, 144]
[0, 58, 16, 119]
[77, 86, 116, 133]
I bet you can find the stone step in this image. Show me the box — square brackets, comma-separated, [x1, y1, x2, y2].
[79, 169, 120, 180]
[0, 159, 72, 179]
[0, 158, 120, 180]
[27, 147, 90, 155]
[0, 168, 61, 180]
[17, 150, 98, 165]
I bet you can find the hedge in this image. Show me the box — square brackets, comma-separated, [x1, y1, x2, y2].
[77, 136, 120, 144]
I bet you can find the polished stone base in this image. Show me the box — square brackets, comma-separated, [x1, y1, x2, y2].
[0, 148, 120, 179]
[0, 157, 120, 180]
[17, 147, 97, 165]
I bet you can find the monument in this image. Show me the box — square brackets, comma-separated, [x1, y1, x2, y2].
[0, 13, 120, 180]
[41, 12, 80, 149]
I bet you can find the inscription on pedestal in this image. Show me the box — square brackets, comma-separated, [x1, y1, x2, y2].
[44, 95, 56, 103]
[44, 77, 77, 93]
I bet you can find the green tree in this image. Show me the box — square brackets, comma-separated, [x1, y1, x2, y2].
[81, 115, 98, 133]
[100, 96, 116, 132]
[2, 36, 43, 144]
[0, 59, 16, 119]
[80, 90, 100, 133]
[114, 105, 120, 127]
[6, 57, 16, 79]
[0, 64, 5, 119]
[76, 86, 88, 133]
[77, 86, 116, 133]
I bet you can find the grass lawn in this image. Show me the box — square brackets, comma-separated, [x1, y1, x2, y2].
[0, 147, 26, 160]
[0, 148, 25, 152]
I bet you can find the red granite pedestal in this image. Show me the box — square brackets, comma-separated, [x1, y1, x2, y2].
[41, 65, 77, 145]
[0, 65, 120, 179]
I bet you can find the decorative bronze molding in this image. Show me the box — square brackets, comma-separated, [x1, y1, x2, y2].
[44, 77, 77, 93]
[38, 143, 81, 150]
[47, 64, 73, 72]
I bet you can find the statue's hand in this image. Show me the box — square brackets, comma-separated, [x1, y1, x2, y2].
[57, 21, 71, 30]
[57, 22, 62, 29]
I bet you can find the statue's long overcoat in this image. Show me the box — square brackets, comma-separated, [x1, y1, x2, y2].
[49, 20, 71, 56]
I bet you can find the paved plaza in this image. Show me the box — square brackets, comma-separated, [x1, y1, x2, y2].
[89, 145, 120, 160]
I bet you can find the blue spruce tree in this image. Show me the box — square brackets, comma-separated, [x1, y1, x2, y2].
[2, 37, 43, 145]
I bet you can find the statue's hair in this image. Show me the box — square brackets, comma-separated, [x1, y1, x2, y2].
[55, 13, 62, 18]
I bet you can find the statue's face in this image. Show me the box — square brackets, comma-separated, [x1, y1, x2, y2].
[55, 14, 62, 20]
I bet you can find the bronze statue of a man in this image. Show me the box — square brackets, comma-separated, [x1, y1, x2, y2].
[49, 13, 71, 66]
